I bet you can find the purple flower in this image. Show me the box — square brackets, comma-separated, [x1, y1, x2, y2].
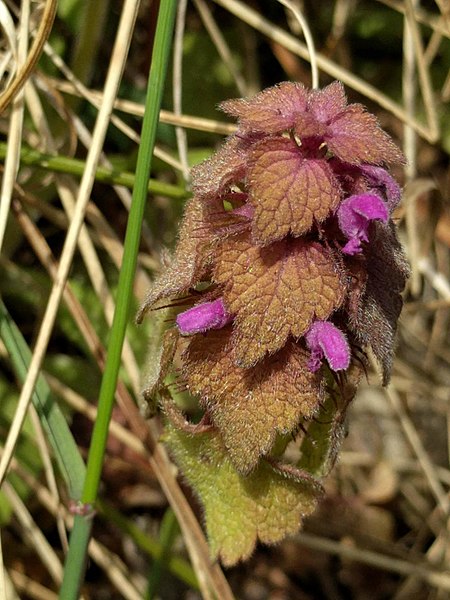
[305, 320, 350, 372]
[359, 165, 401, 212]
[337, 193, 389, 255]
[177, 298, 231, 336]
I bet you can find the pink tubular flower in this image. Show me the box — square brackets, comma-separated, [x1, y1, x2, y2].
[305, 321, 350, 373]
[359, 164, 402, 212]
[176, 298, 231, 336]
[337, 193, 389, 255]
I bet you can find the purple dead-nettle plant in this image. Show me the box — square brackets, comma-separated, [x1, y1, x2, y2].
[139, 81, 410, 565]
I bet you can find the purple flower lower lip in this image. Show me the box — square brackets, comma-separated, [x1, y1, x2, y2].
[305, 320, 350, 372]
[337, 192, 388, 255]
[177, 298, 232, 335]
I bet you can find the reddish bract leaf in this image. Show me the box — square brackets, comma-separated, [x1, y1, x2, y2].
[294, 112, 327, 138]
[294, 81, 404, 165]
[328, 159, 373, 198]
[191, 135, 249, 199]
[306, 80, 348, 123]
[203, 195, 254, 240]
[326, 105, 405, 165]
[183, 327, 323, 474]
[248, 137, 341, 244]
[220, 81, 308, 134]
[137, 198, 213, 321]
[214, 234, 346, 367]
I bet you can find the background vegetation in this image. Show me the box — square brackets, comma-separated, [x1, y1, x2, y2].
[0, 0, 449, 598]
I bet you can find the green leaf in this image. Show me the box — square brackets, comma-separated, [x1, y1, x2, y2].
[141, 316, 179, 418]
[0, 490, 12, 525]
[164, 424, 321, 566]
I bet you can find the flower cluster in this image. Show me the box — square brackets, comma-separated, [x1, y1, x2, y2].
[139, 81, 409, 476]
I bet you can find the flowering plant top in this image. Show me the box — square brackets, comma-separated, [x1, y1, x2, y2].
[139, 81, 409, 565]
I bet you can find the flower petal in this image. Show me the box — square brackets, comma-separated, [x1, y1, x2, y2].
[305, 321, 350, 372]
[177, 298, 231, 335]
[337, 193, 389, 255]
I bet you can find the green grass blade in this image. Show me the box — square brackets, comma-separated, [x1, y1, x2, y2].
[0, 299, 86, 499]
[59, 2, 178, 598]
[146, 508, 180, 599]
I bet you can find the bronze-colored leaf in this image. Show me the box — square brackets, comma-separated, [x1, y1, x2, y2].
[183, 327, 324, 474]
[137, 198, 214, 322]
[214, 234, 346, 367]
[220, 81, 308, 134]
[191, 135, 249, 199]
[306, 81, 348, 121]
[248, 137, 341, 244]
[326, 105, 405, 165]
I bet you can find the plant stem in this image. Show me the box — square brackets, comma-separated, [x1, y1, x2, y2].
[0, 143, 187, 199]
[59, 2, 177, 597]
